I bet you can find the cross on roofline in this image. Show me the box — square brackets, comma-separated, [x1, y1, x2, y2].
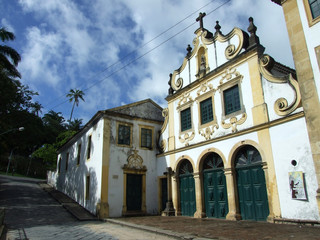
[196, 12, 206, 29]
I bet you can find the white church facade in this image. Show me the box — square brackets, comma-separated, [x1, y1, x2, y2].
[157, 14, 319, 222]
[48, 13, 320, 223]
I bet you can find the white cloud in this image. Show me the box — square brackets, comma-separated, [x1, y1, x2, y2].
[10, 0, 294, 121]
[1, 18, 15, 33]
[19, 27, 62, 86]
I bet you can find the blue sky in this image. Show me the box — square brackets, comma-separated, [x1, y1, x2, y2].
[1, 0, 293, 123]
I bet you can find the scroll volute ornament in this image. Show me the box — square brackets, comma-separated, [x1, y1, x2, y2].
[259, 54, 301, 116]
[201, 27, 249, 60]
[170, 37, 200, 91]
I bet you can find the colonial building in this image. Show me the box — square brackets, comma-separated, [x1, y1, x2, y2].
[49, 99, 164, 218]
[272, 0, 320, 220]
[157, 14, 320, 222]
[49, 10, 320, 223]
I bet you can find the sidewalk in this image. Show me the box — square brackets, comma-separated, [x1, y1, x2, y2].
[39, 183, 97, 221]
[40, 183, 320, 240]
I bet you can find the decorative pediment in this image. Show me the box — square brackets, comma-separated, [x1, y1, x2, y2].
[197, 81, 214, 96]
[177, 92, 193, 108]
[201, 26, 249, 60]
[199, 124, 219, 140]
[179, 131, 195, 146]
[123, 149, 146, 170]
[170, 37, 200, 92]
[167, 16, 259, 95]
[219, 68, 242, 85]
[221, 113, 247, 133]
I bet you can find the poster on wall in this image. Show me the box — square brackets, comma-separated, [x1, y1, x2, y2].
[288, 171, 307, 200]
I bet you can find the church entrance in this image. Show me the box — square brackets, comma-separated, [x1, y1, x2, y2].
[202, 153, 228, 218]
[126, 174, 142, 211]
[235, 146, 269, 221]
[179, 159, 196, 216]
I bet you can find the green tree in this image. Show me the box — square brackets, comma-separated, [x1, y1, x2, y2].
[67, 118, 83, 131]
[32, 130, 76, 170]
[0, 27, 21, 78]
[66, 89, 85, 121]
[0, 26, 38, 122]
[31, 101, 43, 116]
[42, 110, 66, 143]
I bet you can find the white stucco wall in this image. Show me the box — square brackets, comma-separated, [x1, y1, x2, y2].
[270, 117, 319, 220]
[173, 61, 256, 150]
[107, 116, 162, 217]
[55, 118, 104, 215]
[261, 75, 301, 122]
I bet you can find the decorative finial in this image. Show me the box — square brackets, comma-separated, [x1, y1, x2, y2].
[186, 44, 192, 57]
[215, 21, 221, 34]
[196, 12, 206, 29]
[247, 17, 260, 47]
[247, 17, 257, 36]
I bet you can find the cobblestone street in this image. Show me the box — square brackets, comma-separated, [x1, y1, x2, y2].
[0, 175, 174, 240]
[2, 175, 320, 240]
[6, 221, 175, 240]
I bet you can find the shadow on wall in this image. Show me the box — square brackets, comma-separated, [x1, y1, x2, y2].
[55, 137, 98, 215]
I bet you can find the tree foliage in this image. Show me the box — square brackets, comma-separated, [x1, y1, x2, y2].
[0, 26, 85, 177]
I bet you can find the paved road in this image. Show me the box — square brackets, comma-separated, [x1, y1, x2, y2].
[0, 175, 174, 240]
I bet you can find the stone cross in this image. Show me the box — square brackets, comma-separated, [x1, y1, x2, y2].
[162, 167, 175, 216]
[196, 12, 206, 29]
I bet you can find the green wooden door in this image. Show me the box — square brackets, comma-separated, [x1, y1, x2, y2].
[126, 174, 142, 211]
[203, 153, 228, 218]
[235, 146, 269, 221]
[161, 178, 168, 212]
[179, 160, 196, 216]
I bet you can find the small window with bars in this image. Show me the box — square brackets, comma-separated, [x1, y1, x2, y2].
[141, 128, 152, 149]
[223, 85, 241, 116]
[181, 107, 192, 132]
[118, 124, 131, 146]
[200, 97, 213, 125]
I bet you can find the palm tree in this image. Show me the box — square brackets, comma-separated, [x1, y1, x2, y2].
[67, 118, 83, 131]
[31, 101, 42, 116]
[66, 89, 85, 121]
[0, 27, 21, 78]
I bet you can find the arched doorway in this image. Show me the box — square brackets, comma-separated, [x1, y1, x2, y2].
[235, 145, 269, 221]
[202, 152, 228, 218]
[179, 159, 196, 216]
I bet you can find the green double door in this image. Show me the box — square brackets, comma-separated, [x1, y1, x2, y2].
[203, 153, 228, 218]
[126, 174, 142, 211]
[235, 146, 269, 221]
[179, 173, 196, 216]
[179, 160, 196, 216]
[203, 169, 228, 218]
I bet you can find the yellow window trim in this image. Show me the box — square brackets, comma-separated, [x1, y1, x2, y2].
[139, 124, 154, 150]
[303, 0, 320, 27]
[116, 121, 133, 148]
